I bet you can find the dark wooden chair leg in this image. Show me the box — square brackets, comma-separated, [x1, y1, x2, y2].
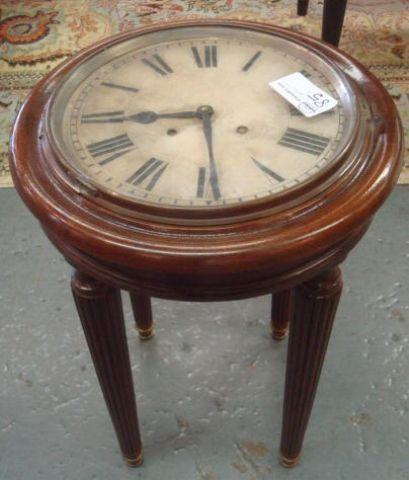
[271, 289, 293, 341]
[322, 0, 348, 47]
[129, 292, 154, 340]
[297, 0, 310, 16]
[71, 271, 142, 467]
[279, 267, 342, 467]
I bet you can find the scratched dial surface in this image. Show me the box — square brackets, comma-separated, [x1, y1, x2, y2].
[49, 26, 355, 208]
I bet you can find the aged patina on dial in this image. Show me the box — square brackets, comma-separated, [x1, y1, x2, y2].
[49, 26, 356, 212]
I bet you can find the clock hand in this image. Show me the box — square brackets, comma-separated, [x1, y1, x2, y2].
[126, 110, 198, 124]
[125, 105, 221, 200]
[196, 105, 221, 201]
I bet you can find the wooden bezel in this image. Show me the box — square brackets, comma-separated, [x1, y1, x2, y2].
[10, 20, 404, 300]
[43, 22, 359, 224]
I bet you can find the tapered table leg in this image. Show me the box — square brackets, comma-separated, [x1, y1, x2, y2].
[297, 0, 310, 16]
[279, 267, 342, 467]
[271, 290, 293, 341]
[322, 0, 348, 46]
[71, 271, 142, 467]
[130, 292, 154, 340]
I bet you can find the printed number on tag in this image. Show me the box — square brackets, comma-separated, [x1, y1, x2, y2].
[269, 72, 338, 118]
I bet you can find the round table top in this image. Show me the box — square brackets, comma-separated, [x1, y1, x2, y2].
[9, 20, 404, 299]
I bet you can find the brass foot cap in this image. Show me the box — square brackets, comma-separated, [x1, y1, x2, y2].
[124, 452, 143, 467]
[272, 328, 288, 341]
[279, 452, 300, 468]
[135, 326, 154, 340]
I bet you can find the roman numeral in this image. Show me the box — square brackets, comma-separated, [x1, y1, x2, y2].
[252, 158, 285, 182]
[196, 167, 206, 198]
[126, 158, 168, 191]
[242, 51, 262, 71]
[101, 82, 139, 92]
[278, 128, 330, 155]
[86, 134, 134, 165]
[81, 111, 124, 124]
[142, 54, 173, 76]
[191, 45, 217, 68]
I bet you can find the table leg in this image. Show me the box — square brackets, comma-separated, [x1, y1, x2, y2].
[71, 270, 142, 467]
[279, 267, 342, 467]
[271, 290, 293, 341]
[297, 0, 310, 16]
[130, 292, 154, 340]
[322, 0, 348, 46]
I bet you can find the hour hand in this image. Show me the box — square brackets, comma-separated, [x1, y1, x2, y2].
[126, 110, 198, 124]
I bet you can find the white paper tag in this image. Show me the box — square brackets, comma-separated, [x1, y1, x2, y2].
[269, 72, 337, 118]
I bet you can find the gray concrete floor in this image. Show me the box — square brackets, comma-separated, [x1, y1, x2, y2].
[0, 186, 408, 480]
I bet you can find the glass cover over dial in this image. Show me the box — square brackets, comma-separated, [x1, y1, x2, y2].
[49, 26, 356, 209]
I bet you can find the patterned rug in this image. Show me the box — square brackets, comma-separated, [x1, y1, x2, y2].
[1, 0, 408, 187]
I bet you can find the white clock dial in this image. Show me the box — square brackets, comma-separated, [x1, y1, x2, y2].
[50, 26, 355, 208]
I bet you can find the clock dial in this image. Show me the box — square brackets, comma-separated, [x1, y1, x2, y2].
[49, 26, 356, 209]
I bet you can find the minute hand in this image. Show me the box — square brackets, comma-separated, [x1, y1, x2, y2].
[199, 108, 221, 201]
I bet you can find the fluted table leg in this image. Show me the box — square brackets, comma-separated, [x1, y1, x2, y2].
[271, 290, 293, 341]
[279, 267, 342, 467]
[71, 270, 142, 467]
[130, 292, 154, 340]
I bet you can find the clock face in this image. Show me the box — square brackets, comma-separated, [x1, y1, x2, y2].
[49, 26, 356, 210]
